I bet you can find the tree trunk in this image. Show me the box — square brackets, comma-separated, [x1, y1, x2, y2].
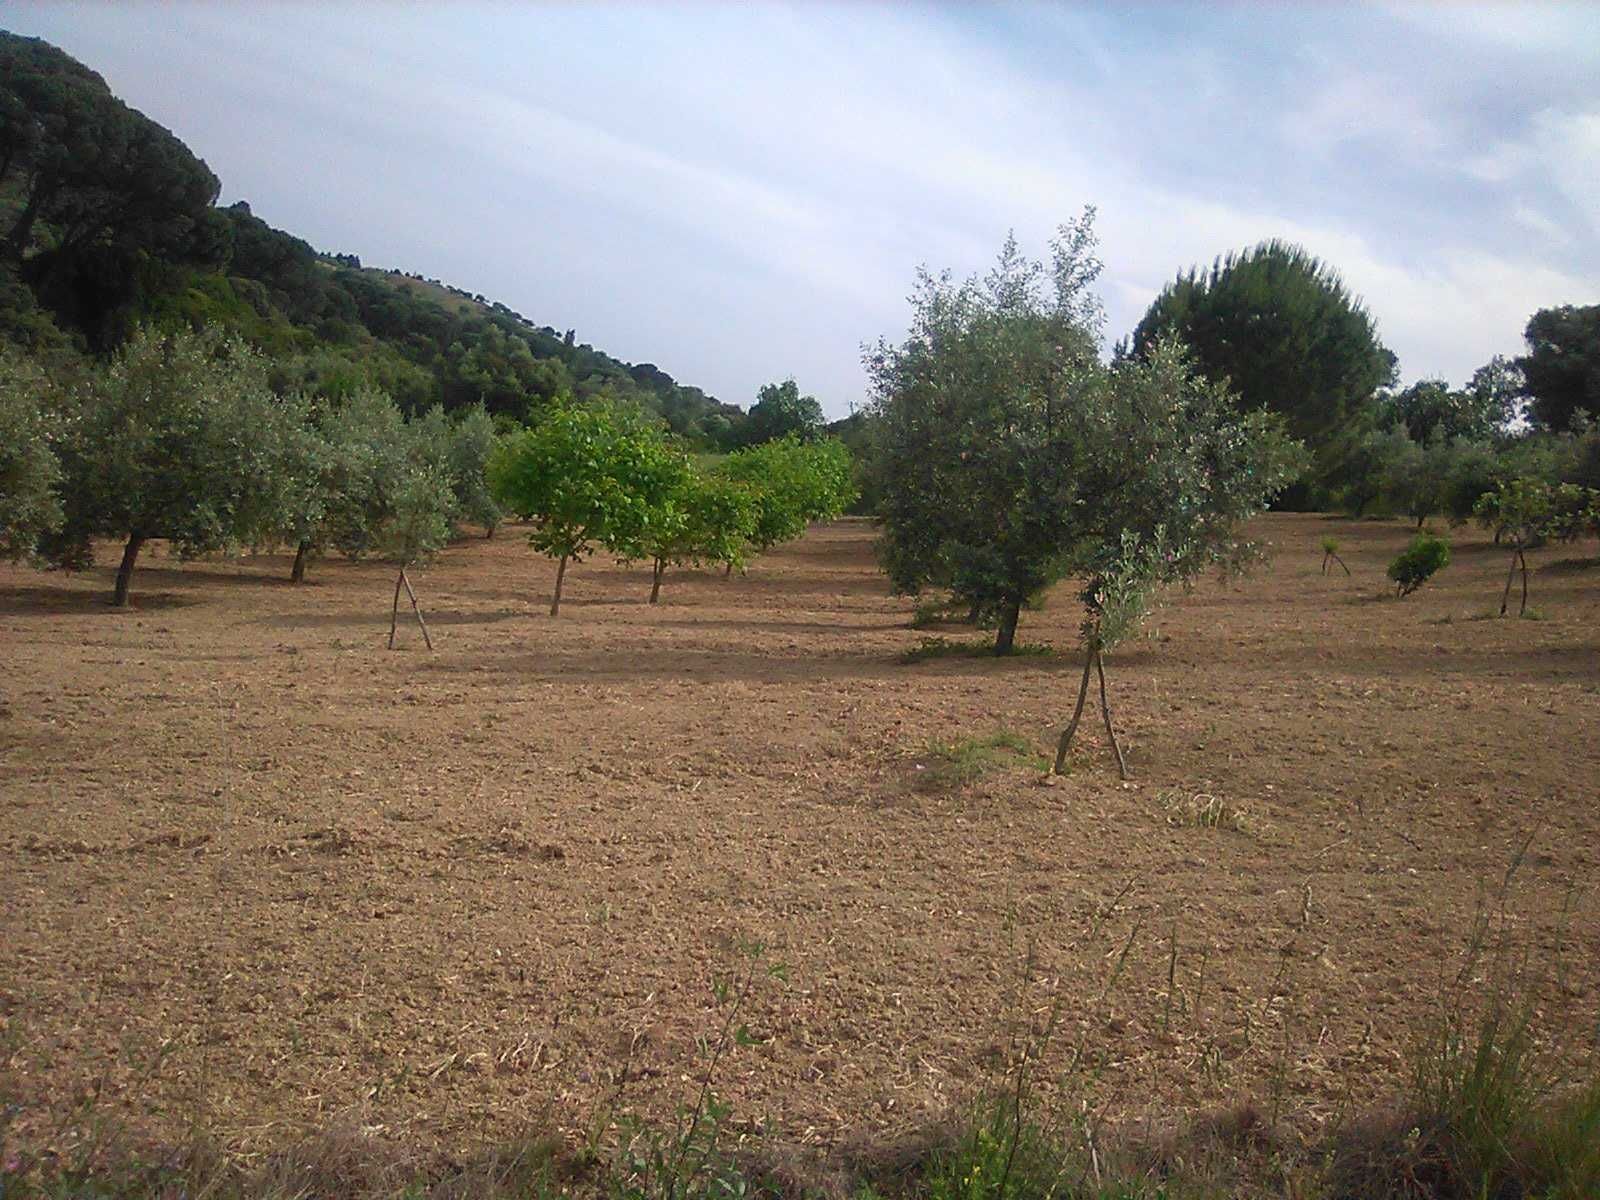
[993, 600, 1021, 655]
[1416, 514, 1425, 529]
[1517, 548, 1528, 616]
[112, 534, 146, 607]
[1053, 649, 1096, 774]
[291, 540, 309, 583]
[966, 599, 981, 624]
[724, 561, 734, 578]
[485, 523, 496, 540]
[551, 554, 569, 616]
[649, 557, 665, 604]
[1332, 553, 1350, 577]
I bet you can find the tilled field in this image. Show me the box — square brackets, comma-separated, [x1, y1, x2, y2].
[2, 514, 1597, 1161]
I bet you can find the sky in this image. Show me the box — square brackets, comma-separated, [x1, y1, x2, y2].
[6, 2, 1598, 418]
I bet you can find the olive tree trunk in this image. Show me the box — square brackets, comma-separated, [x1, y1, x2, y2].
[291, 539, 310, 583]
[649, 557, 666, 604]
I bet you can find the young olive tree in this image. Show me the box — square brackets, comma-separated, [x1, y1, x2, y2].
[377, 462, 456, 649]
[487, 402, 684, 615]
[0, 350, 63, 561]
[1474, 478, 1600, 615]
[867, 213, 1301, 776]
[51, 328, 293, 605]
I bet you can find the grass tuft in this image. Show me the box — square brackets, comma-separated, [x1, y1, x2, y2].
[914, 730, 1050, 790]
[901, 636, 1055, 663]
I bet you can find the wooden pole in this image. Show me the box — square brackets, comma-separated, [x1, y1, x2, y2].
[388, 569, 404, 648]
[400, 568, 433, 650]
[1500, 548, 1518, 616]
[1095, 648, 1129, 781]
[1053, 649, 1096, 774]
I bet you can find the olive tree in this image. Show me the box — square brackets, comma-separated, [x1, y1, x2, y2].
[277, 386, 413, 582]
[0, 350, 63, 561]
[1474, 478, 1600, 616]
[867, 213, 1301, 776]
[448, 402, 503, 537]
[51, 328, 292, 605]
[376, 462, 456, 649]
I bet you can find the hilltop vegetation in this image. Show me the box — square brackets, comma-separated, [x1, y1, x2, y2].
[0, 30, 746, 446]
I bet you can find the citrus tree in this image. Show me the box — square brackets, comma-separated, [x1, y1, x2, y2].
[487, 402, 684, 614]
[867, 212, 1301, 776]
[719, 435, 855, 567]
[642, 470, 759, 603]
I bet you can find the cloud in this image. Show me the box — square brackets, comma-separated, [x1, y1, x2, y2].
[5, 0, 1599, 412]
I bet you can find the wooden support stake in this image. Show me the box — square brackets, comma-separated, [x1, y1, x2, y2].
[400, 568, 433, 650]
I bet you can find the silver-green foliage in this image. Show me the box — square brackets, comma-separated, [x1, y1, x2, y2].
[51, 328, 293, 602]
[0, 349, 63, 561]
[867, 209, 1303, 656]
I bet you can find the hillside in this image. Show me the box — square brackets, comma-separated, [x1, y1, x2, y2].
[0, 29, 746, 445]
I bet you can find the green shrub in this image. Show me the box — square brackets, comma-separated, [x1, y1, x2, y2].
[1387, 533, 1450, 597]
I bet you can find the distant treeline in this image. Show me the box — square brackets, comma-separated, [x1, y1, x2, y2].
[0, 30, 750, 447]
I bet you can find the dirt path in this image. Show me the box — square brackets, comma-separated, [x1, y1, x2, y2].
[3, 515, 1597, 1158]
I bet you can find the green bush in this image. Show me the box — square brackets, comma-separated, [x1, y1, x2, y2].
[1387, 532, 1450, 597]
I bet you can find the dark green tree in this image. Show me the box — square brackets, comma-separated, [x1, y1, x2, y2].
[1129, 239, 1395, 499]
[740, 378, 824, 446]
[1, 33, 223, 344]
[1518, 305, 1600, 432]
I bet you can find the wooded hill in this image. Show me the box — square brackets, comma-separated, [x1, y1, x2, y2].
[0, 30, 748, 446]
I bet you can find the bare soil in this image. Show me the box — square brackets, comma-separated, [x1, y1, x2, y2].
[3, 515, 1597, 1161]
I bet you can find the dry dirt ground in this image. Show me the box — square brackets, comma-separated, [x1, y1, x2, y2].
[2, 515, 1598, 1164]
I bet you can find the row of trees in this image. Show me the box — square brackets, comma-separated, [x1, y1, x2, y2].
[488, 408, 853, 614]
[1, 329, 499, 604]
[0, 327, 855, 613]
[1125, 241, 1600, 518]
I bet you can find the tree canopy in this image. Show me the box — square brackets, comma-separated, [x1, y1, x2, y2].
[1518, 304, 1600, 432]
[487, 403, 686, 614]
[1128, 239, 1395, 497]
[46, 327, 293, 604]
[740, 378, 824, 446]
[869, 213, 1302, 657]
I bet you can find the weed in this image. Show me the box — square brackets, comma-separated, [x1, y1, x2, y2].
[914, 730, 1049, 789]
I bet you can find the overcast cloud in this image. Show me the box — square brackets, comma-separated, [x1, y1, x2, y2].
[7, 2, 1598, 417]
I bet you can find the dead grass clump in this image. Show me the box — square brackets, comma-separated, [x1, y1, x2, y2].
[1155, 789, 1257, 834]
